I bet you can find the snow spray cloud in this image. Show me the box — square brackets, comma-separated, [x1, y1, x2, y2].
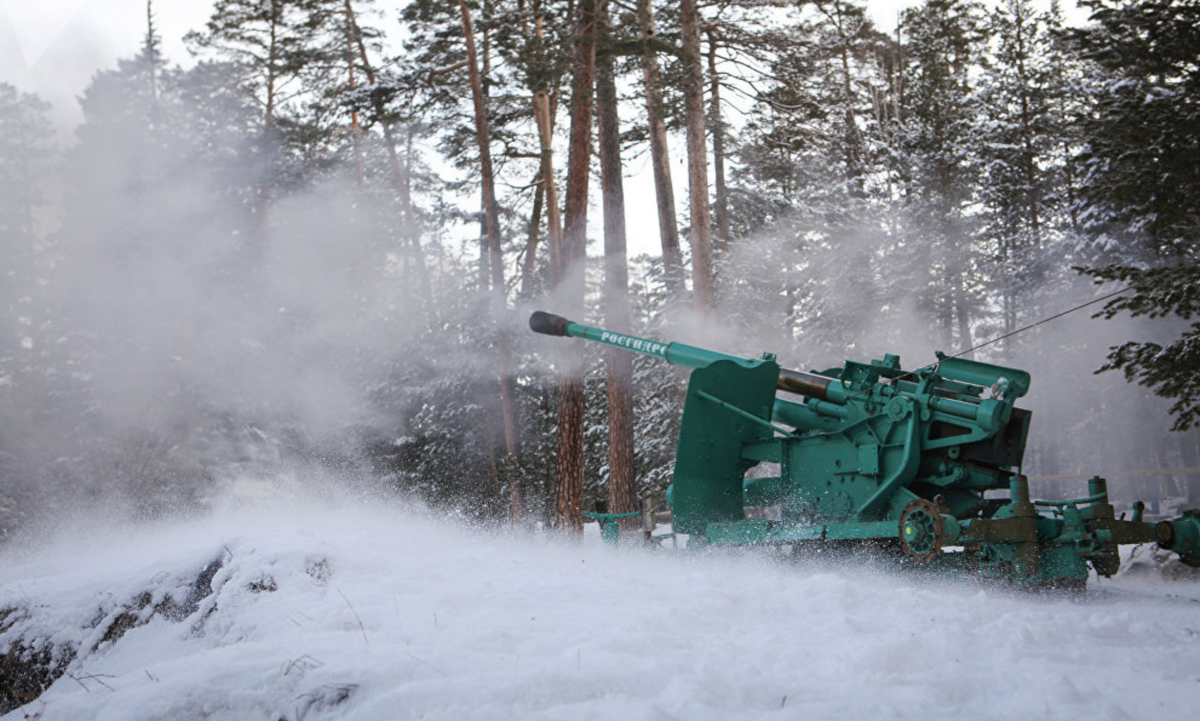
[0, 64, 471, 536]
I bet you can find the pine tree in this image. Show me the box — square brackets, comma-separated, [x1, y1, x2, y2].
[719, 1, 902, 353]
[32, 38, 278, 519]
[1072, 0, 1200, 431]
[972, 0, 1066, 352]
[186, 0, 341, 133]
[1070, 0, 1200, 262]
[0, 84, 56, 535]
[186, 0, 345, 234]
[897, 0, 986, 352]
[0, 85, 53, 297]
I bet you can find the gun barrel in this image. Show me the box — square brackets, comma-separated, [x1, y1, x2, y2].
[529, 311, 840, 402]
[778, 368, 836, 400]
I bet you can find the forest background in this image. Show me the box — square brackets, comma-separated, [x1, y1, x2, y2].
[2, 0, 1199, 540]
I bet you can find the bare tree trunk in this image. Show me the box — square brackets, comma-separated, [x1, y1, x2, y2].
[459, 0, 523, 521]
[637, 0, 684, 296]
[521, 169, 545, 295]
[946, 215, 973, 355]
[555, 0, 600, 534]
[1054, 39, 1081, 235]
[265, 6, 278, 131]
[343, 3, 365, 187]
[706, 27, 730, 254]
[596, 0, 637, 529]
[954, 282, 973, 354]
[535, 93, 565, 280]
[512, 1, 562, 292]
[145, 1, 159, 100]
[681, 0, 714, 309]
[1013, 3, 1041, 239]
[1181, 435, 1200, 504]
[250, 3, 283, 259]
[831, 2, 864, 191]
[529, 2, 564, 282]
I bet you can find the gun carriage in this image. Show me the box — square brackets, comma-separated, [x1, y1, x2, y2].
[530, 311, 1200, 588]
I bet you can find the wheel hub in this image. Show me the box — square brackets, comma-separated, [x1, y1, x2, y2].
[899, 499, 944, 563]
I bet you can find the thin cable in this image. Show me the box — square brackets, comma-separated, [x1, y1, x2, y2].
[946, 284, 1134, 361]
[837, 284, 1135, 400]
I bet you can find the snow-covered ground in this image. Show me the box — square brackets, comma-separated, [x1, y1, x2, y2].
[3, 498, 1200, 721]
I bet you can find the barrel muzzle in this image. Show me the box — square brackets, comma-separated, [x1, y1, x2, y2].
[530, 311, 573, 337]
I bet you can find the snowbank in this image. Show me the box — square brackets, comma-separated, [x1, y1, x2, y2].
[3, 501, 1200, 721]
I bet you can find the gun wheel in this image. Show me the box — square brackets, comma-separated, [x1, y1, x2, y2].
[899, 499, 944, 563]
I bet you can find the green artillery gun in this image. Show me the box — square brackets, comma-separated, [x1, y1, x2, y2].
[530, 311, 1200, 588]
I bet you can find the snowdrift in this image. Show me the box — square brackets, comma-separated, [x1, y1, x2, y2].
[3, 502, 1200, 721]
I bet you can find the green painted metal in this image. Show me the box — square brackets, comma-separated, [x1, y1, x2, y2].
[672, 361, 780, 534]
[530, 311, 1200, 587]
[582, 511, 642, 545]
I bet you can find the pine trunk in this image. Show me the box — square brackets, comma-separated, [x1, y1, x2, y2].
[1013, 4, 1041, 240]
[250, 5, 283, 260]
[596, 0, 638, 530]
[555, 0, 599, 534]
[835, 6, 864, 190]
[637, 0, 684, 296]
[681, 0, 714, 309]
[706, 29, 729, 254]
[342, 3, 364, 187]
[525, 3, 564, 284]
